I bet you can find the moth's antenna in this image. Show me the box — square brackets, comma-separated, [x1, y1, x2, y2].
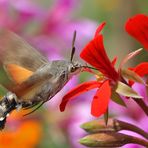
[70, 30, 76, 62]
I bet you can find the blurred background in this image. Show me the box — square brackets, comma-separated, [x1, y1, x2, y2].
[0, 0, 147, 148]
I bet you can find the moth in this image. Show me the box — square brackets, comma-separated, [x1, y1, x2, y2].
[0, 29, 86, 129]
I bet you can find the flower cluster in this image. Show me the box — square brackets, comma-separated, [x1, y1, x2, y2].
[59, 13, 148, 148]
[60, 14, 148, 120]
[0, 0, 147, 147]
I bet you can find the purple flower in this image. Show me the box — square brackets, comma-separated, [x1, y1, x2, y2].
[0, 0, 97, 58]
[32, 0, 98, 58]
[0, 0, 42, 32]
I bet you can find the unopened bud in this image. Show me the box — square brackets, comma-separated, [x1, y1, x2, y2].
[81, 118, 148, 140]
[79, 132, 148, 147]
[81, 119, 115, 133]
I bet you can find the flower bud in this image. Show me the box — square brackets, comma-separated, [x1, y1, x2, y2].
[81, 119, 115, 133]
[79, 132, 148, 147]
[81, 118, 148, 140]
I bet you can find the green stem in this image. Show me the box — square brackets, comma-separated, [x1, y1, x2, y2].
[129, 135, 148, 147]
[114, 119, 148, 139]
[133, 98, 148, 116]
[121, 76, 148, 116]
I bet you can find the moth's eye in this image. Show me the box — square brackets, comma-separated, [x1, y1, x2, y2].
[70, 66, 77, 72]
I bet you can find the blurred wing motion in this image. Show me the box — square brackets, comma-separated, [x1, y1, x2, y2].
[0, 29, 51, 89]
[0, 29, 82, 129]
[0, 29, 48, 72]
[0, 30, 53, 129]
[5, 64, 34, 85]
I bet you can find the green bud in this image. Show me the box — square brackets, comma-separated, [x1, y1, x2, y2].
[81, 118, 148, 140]
[79, 132, 148, 147]
[81, 119, 115, 133]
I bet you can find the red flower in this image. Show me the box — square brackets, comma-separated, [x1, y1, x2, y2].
[60, 80, 111, 117]
[128, 62, 148, 86]
[90, 80, 111, 117]
[125, 14, 148, 50]
[80, 22, 119, 82]
[60, 23, 117, 117]
[130, 62, 148, 77]
[60, 22, 144, 118]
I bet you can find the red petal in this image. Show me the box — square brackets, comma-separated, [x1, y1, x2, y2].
[94, 22, 106, 38]
[91, 80, 111, 117]
[130, 62, 148, 77]
[80, 35, 119, 81]
[111, 56, 118, 66]
[80, 35, 106, 69]
[125, 14, 148, 50]
[128, 62, 148, 85]
[60, 81, 101, 112]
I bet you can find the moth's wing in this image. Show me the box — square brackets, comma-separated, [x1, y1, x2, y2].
[5, 64, 34, 85]
[0, 29, 49, 72]
[14, 75, 53, 102]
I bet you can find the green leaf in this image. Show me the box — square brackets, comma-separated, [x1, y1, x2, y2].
[111, 91, 126, 107]
[115, 81, 143, 99]
[121, 69, 144, 84]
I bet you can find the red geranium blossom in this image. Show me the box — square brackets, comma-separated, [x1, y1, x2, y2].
[60, 22, 143, 118]
[80, 22, 119, 82]
[60, 22, 116, 117]
[130, 62, 148, 77]
[125, 14, 148, 50]
[128, 62, 148, 86]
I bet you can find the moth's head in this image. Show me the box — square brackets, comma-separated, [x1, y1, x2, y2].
[67, 30, 95, 77]
[67, 31, 84, 77]
[67, 30, 97, 77]
[68, 61, 83, 76]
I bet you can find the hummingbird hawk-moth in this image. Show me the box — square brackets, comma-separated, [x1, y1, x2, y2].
[0, 29, 85, 129]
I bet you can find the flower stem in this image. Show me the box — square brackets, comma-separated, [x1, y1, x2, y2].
[121, 76, 148, 116]
[133, 98, 148, 116]
[114, 119, 148, 139]
[129, 136, 148, 147]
